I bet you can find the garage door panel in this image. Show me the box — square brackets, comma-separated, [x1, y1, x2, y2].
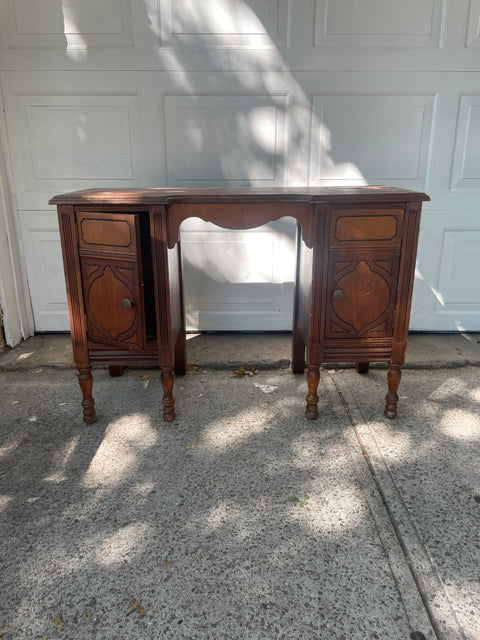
[2, 0, 136, 49]
[181, 219, 297, 331]
[436, 230, 480, 309]
[309, 93, 436, 190]
[2, 84, 148, 210]
[165, 94, 288, 186]
[314, 0, 446, 48]
[156, 0, 292, 48]
[411, 211, 480, 331]
[466, 0, 480, 48]
[450, 95, 480, 191]
[19, 211, 69, 332]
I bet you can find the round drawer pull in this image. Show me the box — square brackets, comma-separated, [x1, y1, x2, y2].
[122, 298, 133, 309]
[333, 289, 344, 300]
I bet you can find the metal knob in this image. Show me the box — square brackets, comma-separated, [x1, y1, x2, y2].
[122, 298, 133, 309]
[333, 289, 344, 300]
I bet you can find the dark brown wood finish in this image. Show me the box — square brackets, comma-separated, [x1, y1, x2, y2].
[168, 240, 186, 376]
[149, 205, 177, 421]
[51, 187, 429, 424]
[166, 202, 314, 249]
[57, 205, 96, 423]
[77, 211, 146, 352]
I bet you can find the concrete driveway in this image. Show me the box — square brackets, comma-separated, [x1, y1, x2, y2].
[0, 333, 479, 639]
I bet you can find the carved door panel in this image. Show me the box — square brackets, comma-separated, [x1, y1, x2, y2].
[325, 252, 400, 338]
[80, 255, 145, 350]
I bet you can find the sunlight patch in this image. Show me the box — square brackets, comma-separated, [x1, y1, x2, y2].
[441, 409, 480, 440]
[200, 408, 270, 450]
[203, 501, 241, 534]
[428, 376, 468, 402]
[364, 423, 418, 464]
[132, 481, 157, 496]
[42, 435, 80, 483]
[292, 485, 366, 535]
[0, 494, 12, 512]
[468, 385, 480, 403]
[96, 522, 150, 567]
[288, 433, 351, 470]
[0, 440, 21, 460]
[83, 414, 157, 488]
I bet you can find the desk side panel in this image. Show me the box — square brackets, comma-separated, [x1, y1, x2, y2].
[392, 201, 422, 361]
[168, 241, 186, 374]
[295, 230, 313, 346]
[57, 204, 89, 369]
[150, 205, 174, 367]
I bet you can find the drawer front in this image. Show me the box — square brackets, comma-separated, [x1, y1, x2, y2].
[77, 211, 140, 254]
[331, 208, 404, 247]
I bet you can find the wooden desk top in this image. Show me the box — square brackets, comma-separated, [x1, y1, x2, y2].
[49, 186, 430, 206]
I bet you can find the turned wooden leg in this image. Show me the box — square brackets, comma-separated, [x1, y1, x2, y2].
[356, 362, 369, 374]
[108, 365, 124, 377]
[305, 364, 320, 420]
[385, 363, 402, 419]
[78, 367, 97, 424]
[292, 329, 306, 374]
[161, 366, 175, 421]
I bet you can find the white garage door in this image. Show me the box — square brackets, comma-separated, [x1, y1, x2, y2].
[0, 0, 479, 333]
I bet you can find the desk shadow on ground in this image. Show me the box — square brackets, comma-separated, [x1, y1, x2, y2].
[0, 366, 441, 639]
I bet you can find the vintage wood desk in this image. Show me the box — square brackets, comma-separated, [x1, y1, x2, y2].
[50, 187, 429, 424]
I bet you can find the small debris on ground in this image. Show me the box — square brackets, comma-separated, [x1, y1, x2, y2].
[233, 366, 258, 377]
[186, 362, 201, 375]
[253, 382, 277, 393]
[288, 495, 309, 507]
[125, 598, 146, 616]
[49, 613, 64, 630]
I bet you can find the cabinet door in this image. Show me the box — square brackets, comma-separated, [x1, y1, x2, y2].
[325, 251, 400, 338]
[80, 254, 145, 350]
[77, 211, 146, 351]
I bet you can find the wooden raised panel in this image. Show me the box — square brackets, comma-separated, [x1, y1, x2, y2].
[80, 255, 145, 351]
[325, 253, 400, 338]
[77, 211, 139, 254]
[332, 209, 404, 245]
